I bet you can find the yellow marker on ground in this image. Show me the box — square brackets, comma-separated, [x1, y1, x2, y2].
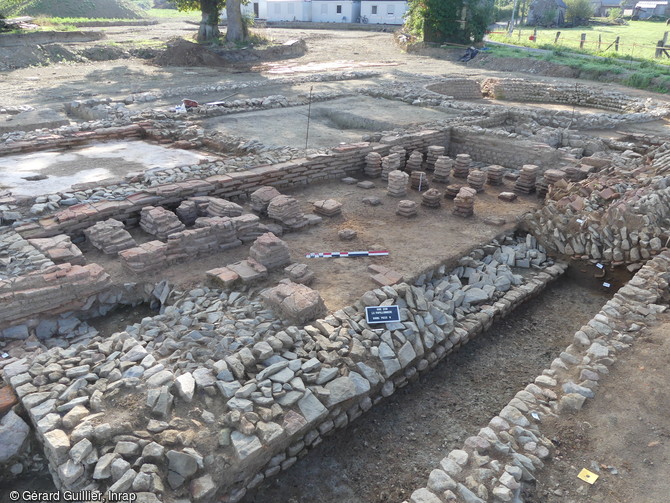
[577, 468, 599, 484]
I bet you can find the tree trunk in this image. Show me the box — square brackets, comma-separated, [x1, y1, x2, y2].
[226, 0, 246, 43]
[197, 0, 220, 42]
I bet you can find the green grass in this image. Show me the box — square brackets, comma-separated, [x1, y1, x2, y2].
[0, 0, 145, 19]
[146, 8, 199, 20]
[482, 44, 670, 92]
[488, 20, 670, 61]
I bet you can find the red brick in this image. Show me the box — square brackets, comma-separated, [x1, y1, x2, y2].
[0, 386, 17, 417]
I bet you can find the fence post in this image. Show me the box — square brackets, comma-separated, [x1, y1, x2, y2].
[598, 34, 601, 51]
[580, 33, 586, 49]
[533, 28, 537, 42]
[554, 31, 561, 44]
[615, 36, 620, 51]
[657, 31, 670, 58]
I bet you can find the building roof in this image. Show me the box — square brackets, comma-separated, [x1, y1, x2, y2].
[635, 0, 667, 6]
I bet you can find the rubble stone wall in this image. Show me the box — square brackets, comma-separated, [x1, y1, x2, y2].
[481, 78, 643, 112]
[523, 146, 670, 263]
[0, 124, 144, 157]
[1, 234, 566, 503]
[407, 250, 670, 503]
[14, 130, 450, 240]
[0, 263, 112, 331]
[448, 126, 570, 169]
[425, 79, 483, 100]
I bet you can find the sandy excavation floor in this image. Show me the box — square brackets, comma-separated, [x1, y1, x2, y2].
[81, 174, 538, 311]
[1, 15, 670, 503]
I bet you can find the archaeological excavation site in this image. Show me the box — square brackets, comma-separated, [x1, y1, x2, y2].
[1, 28, 670, 503]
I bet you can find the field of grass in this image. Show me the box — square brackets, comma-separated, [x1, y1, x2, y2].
[488, 20, 670, 61]
[484, 44, 670, 92]
[146, 8, 200, 20]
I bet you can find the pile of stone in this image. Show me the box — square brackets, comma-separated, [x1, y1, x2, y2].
[368, 264, 403, 287]
[261, 279, 326, 324]
[433, 156, 453, 184]
[467, 169, 486, 192]
[267, 195, 308, 230]
[231, 214, 264, 242]
[425, 145, 445, 170]
[338, 228, 357, 241]
[410, 171, 429, 191]
[486, 165, 505, 186]
[536, 169, 566, 198]
[499, 192, 518, 202]
[421, 188, 442, 208]
[140, 206, 185, 240]
[364, 152, 382, 178]
[564, 165, 589, 181]
[453, 154, 472, 178]
[444, 184, 463, 199]
[396, 200, 418, 217]
[250, 186, 282, 214]
[453, 187, 476, 217]
[381, 153, 402, 180]
[313, 199, 342, 217]
[206, 266, 241, 288]
[225, 257, 268, 284]
[405, 151, 424, 173]
[390, 146, 407, 169]
[206, 198, 243, 218]
[0, 230, 54, 279]
[249, 232, 291, 270]
[514, 164, 539, 195]
[387, 170, 409, 197]
[28, 234, 85, 265]
[189, 216, 241, 251]
[84, 219, 136, 255]
[284, 263, 315, 285]
[119, 240, 167, 273]
[176, 200, 198, 226]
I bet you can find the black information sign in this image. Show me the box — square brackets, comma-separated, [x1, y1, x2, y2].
[365, 305, 400, 324]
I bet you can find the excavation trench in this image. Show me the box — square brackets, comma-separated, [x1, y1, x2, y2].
[243, 264, 625, 503]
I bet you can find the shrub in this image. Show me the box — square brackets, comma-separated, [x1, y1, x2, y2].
[565, 0, 594, 25]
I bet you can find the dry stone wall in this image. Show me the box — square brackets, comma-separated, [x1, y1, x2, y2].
[481, 78, 647, 112]
[523, 144, 670, 263]
[407, 250, 670, 503]
[448, 127, 573, 170]
[1, 233, 565, 503]
[13, 132, 450, 240]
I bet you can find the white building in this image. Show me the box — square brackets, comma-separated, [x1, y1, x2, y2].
[311, 0, 361, 23]
[266, 0, 312, 21]
[360, 0, 407, 24]
[221, 0, 268, 20]
[634, 0, 669, 17]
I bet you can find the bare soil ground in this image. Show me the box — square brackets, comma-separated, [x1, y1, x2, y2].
[2, 16, 670, 503]
[81, 174, 538, 312]
[524, 311, 670, 503]
[244, 268, 618, 503]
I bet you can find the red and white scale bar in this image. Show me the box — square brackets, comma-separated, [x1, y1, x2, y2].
[305, 250, 389, 258]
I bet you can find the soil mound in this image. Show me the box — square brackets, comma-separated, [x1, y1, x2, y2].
[468, 54, 579, 78]
[1, 0, 145, 19]
[153, 38, 228, 67]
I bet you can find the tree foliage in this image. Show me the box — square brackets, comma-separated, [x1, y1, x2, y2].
[564, 0, 593, 24]
[405, 0, 495, 44]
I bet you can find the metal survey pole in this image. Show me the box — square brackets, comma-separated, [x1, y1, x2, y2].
[305, 86, 313, 149]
